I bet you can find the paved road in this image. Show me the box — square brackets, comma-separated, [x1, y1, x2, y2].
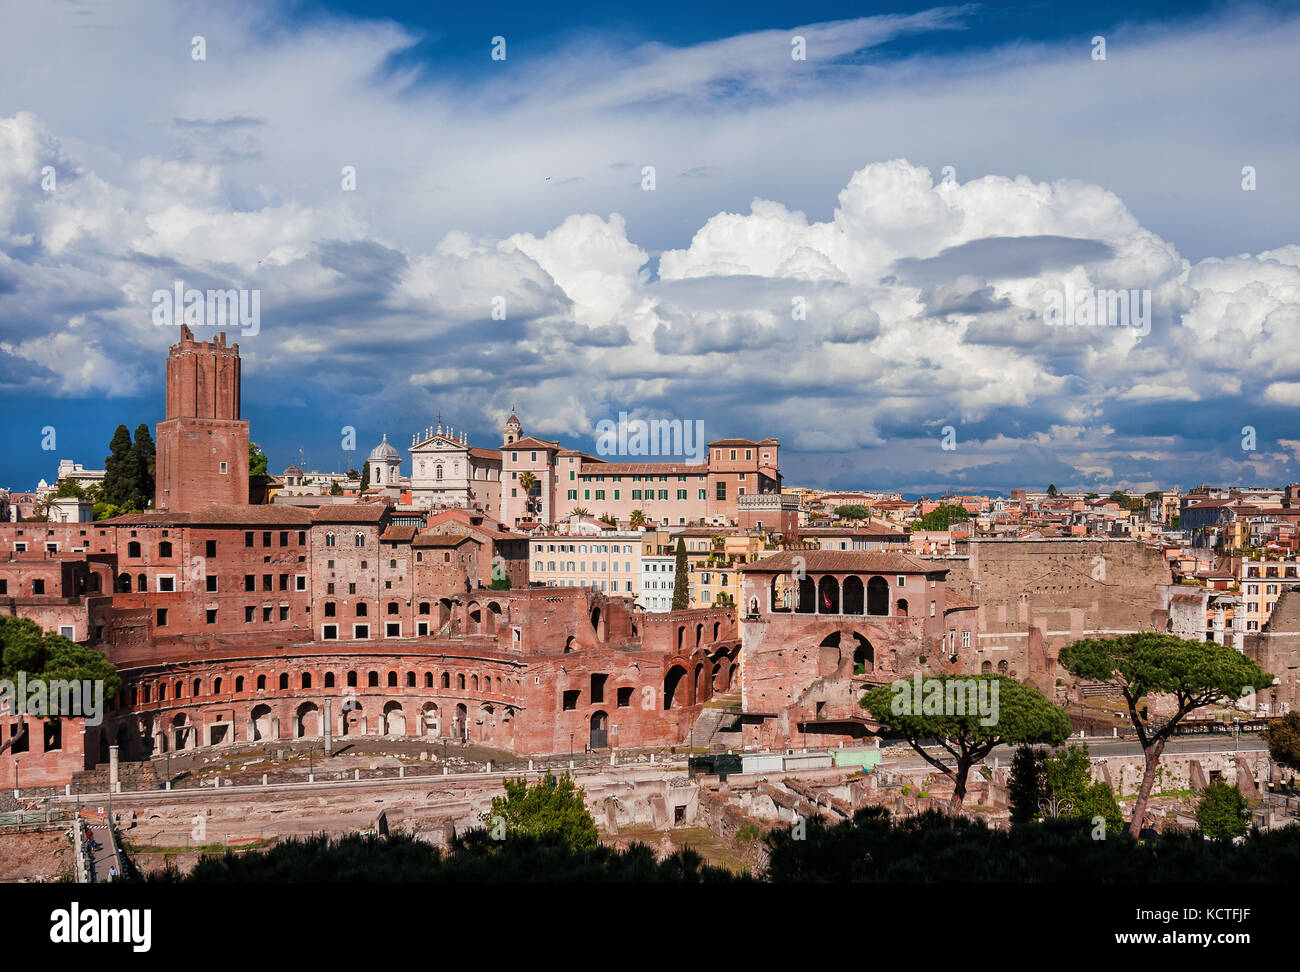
[883, 734, 1269, 772]
[85, 820, 121, 882]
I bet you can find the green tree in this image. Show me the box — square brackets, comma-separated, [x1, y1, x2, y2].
[671, 538, 690, 611]
[834, 504, 870, 521]
[599, 513, 617, 526]
[1059, 633, 1271, 838]
[102, 424, 136, 507]
[54, 479, 85, 499]
[1046, 484, 1058, 497]
[569, 506, 590, 518]
[329, 481, 343, 496]
[488, 770, 598, 850]
[128, 423, 156, 510]
[359, 464, 370, 491]
[1196, 780, 1250, 841]
[1043, 744, 1123, 835]
[0, 618, 120, 755]
[629, 509, 647, 528]
[917, 504, 970, 531]
[249, 442, 268, 477]
[861, 675, 1070, 814]
[1008, 745, 1047, 824]
[1261, 710, 1300, 774]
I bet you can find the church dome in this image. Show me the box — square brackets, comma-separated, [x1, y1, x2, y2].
[368, 434, 400, 462]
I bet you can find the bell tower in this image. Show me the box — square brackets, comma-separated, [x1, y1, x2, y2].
[155, 325, 250, 511]
[502, 408, 522, 447]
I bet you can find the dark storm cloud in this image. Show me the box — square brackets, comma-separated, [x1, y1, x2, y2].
[893, 235, 1115, 285]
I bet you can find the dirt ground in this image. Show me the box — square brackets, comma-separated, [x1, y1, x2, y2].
[0, 830, 76, 883]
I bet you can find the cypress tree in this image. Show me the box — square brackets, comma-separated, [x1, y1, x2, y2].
[671, 538, 689, 611]
[129, 423, 156, 510]
[102, 424, 135, 507]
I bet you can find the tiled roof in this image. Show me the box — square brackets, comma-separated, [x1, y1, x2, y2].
[579, 462, 708, 475]
[380, 525, 419, 542]
[412, 534, 473, 547]
[309, 503, 389, 523]
[105, 505, 313, 526]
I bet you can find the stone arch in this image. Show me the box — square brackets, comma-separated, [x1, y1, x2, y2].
[981, 660, 992, 673]
[250, 703, 273, 741]
[454, 703, 468, 740]
[341, 697, 363, 736]
[819, 632, 841, 671]
[297, 701, 321, 737]
[695, 623, 703, 647]
[171, 713, 190, 751]
[486, 601, 502, 635]
[564, 635, 576, 653]
[663, 665, 688, 710]
[843, 576, 865, 615]
[590, 710, 609, 749]
[997, 659, 1008, 674]
[851, 633, 874, 675]
[420, 701, 439, 736]
[797, 576, 815, 613]
[818, 576, 840, 614]
[382, 701, 406, 736]
[896, 598, 909, 617]
[116, 572, 131, 593]
[694, 662, 708, 704]
[771, 575, 794, 612]
[867, 576, 890, 616]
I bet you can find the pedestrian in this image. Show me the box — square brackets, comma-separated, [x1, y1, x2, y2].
[108, 865, 117, 880]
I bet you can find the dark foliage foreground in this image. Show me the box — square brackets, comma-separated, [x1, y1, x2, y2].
[144, 807, 1300, 883]
[764, 807, 1300, 882]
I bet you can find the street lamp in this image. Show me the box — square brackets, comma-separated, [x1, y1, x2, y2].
[569, 732, 574, 769]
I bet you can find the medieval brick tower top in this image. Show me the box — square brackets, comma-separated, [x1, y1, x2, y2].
[155, 324, 250, 511]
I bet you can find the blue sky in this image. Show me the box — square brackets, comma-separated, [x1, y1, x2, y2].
[1, 0, 1299, 496]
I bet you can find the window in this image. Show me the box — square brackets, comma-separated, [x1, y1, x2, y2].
[206, 539, 217, 557]
[322, 624, 338, 640]
[930, 600, 936, 617]
[325, 602, 336, 617]
[279, 606, 289, 621]
[897, 575, 906, 586]
[159, 541, 172, 558]
[220, 461, 229, 474]
[206, 575, 218, 592]
[354, 624, 370, 639]
[295, 575, 306, 591]
[158, 575, 175, 592]
[617, 687, 633, 708]
[562, 690, 580, 711]
[206, 609, 217, 624]
[127, 541, 141, 558]
[280, 531, 288, 546]
[156, 608, 167, 627]
[355, 532, 365, 547]
[961, 630, 971, 649]
[386, 622, 401, 637]
[245, 531, 254, 547]
[325, 532, 336, 547]
[262, 531, 271, 546]
[245, 574, 256, 591]
[716, 482, 726, 501]
[245, 606, 255, 623]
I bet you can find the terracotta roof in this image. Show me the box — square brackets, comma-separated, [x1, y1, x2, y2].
[104, 506, 313, 526]
[380, 525, 418, 542]
[741, 551, 943, 575]
[412, 534, 473, 548]
[309, 503, 389, 523]
[467, 447, 502, 462]
[507, 436, 560, 451]
[579, 462, 708, 476]
[707, 437, 779, 447]
[799, 526, 908, 537]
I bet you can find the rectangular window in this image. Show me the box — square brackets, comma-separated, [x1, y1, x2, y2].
[354, 624, 370, 639]
[206, 609, 217, 624]
[157, 575, 176, 592]
[322, 624, 338, 640]
[156, 609, 167, 627]
[279, 606, 289, 621]
[962, 630, 971, 649]
[716, 482, 726, 501]
[930, 600, 936, 617]
[562, 690, 580, 711]
[386, 622, 401, 637]
[206, 539, 217, 557]
[206, 575, 218, 592]
[296, 575, 306, 591]
[245, 531, 254, 547]
[245, 605, 255, 623]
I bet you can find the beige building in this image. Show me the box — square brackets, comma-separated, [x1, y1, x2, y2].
[408, 423, 503, 513]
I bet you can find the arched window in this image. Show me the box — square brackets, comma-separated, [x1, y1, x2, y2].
[457, 674, 466, 690]
[127, 541, 141, 558]
[347, 671, 358, 687]
[234, 676, 244, 693]
[325, 672, 335, 688]
[279, 673, 289, 690]
[867, 577, 890, 616]
[257, 675, 266, 690]
[355, 532, 365, 547]
[441, 672, 450, 688]
[368, 671, 379, 687]
[158, 541, 172, 558]
[302, 672, 312, 689]
[325, 532, 336, 547]
[387, 671, 398, 687]
[435, 465, 443, 481]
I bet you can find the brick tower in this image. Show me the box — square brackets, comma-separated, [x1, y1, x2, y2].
[155, 325, 250, 511]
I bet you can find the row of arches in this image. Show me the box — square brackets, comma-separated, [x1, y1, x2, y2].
[662, 654, 737, 710]
[771, 575, 905, 617]
[125, 665, 524, 708]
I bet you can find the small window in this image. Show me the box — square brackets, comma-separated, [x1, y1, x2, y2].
[220, 461, 229, 474]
